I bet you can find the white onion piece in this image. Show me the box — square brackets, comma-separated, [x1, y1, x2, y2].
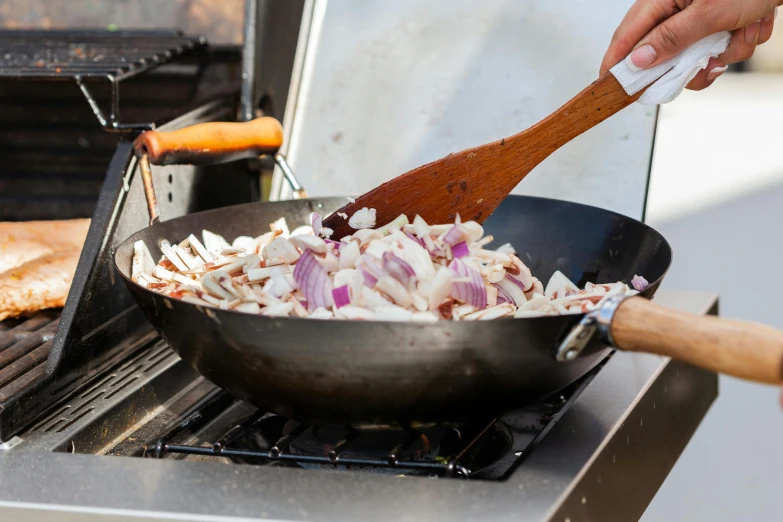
[309, 308, 334, 320]
[365, 239, 391, 259]
[234, 302, 261, 314]
[202, 230, 230, 254]
[514, 310, 549, 318]
[262, 237, 300, 263]
[463, 303, 515, 321]
[545, 271, 579, 298]
[335, 305, 375, 320]
[232, 236, 255, 252]
[375, 276, 412, 308]
[262, 302, 294, 317]
[315, 252, 339, 273]
[348, 208, 377, 229]
[375, 305, 413, 321]
[360, 286, 393, 311]
[253, 232, 277, 253]
[376, 214, 409, 236]
[289, 234, 327, 254]
[270, 217, 290, 238]
[159, 240, 189, 272]
[411, 311, 439, 323]
[428, 266, 452, 310]
[131, 240, 156, 283]
[339, 241, 361, 270]
[186, 234, 213, 263]
[496, 243, 516, 255]
[269, 267, 293, 297]
[290, 225, 314, 237]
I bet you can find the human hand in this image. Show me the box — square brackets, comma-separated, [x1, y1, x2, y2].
[600, 0, 781, 91]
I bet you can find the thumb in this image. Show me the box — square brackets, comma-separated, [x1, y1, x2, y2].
[628, 5, 721, 70]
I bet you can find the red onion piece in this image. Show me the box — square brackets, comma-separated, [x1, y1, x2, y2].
[443, 224, 469, 247]
[451, 241, 469, 259]
[493, 283, 512, 305]
[310, 213, 323, 236]
[448, 258, 487, 310]
[631, 275, 649, 291]
[332, 285, 351, 308]
[504, 273, 527, 291]
[382, 251, 415, 287]
[324, 239, 341, 249]
[405, 232, 426, 248]
[356, 254, 385, 287]
[293, 250, 334, 311]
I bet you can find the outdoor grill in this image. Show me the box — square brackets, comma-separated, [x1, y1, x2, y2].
[0, 2, 719, 521]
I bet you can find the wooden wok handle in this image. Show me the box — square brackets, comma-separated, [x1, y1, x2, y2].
[612, 297, 783, 385]
[133, 117, 284, 166]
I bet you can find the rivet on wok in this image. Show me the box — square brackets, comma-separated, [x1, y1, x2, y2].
[565, 349, 579, 360]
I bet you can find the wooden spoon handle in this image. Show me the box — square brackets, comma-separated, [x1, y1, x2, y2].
[133, 117, 284, 166]
[612, 297, 783, 384]
[518, 73, 644, 165]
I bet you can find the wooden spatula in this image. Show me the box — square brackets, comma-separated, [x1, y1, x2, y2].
[323, 73, 642, 239]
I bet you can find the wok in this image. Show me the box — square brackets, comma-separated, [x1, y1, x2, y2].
[115, 118, 783, 428]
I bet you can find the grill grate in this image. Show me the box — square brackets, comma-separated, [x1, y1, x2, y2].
[0, 311, 60, 401]
[0, 29, 207, 131]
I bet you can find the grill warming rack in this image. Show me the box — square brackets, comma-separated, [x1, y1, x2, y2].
[0, 29, 207, 131]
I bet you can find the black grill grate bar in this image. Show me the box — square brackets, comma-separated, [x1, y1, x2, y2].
[0, 29, 204, 80]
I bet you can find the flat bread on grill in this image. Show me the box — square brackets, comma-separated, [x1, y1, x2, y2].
[0, 219, 90, 320]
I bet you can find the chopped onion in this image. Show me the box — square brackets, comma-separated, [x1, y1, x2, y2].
[382, 251, 416, 288]
[310, 212, 334, 239]
[451, 241, 469, 259]
[376, 214, 409, 236]
[270, 217, 290, 238]
[545, 270, 579, 298]
[496, 243, 516, 255]
[631, 275, 649, 291]
[132, 240, 156, 283]
[348, 207, 377, 229]
[332, 285, 351, 308]
[335, 305, 375, 320]
[338, 241, 361, 270]
[269, 267, 293, 297]
[262, 237, 300, 263]
[442, 224, 469, 247]
[496, 276, 528, 306]
[448, 258, 487, 310]
[289, 234, 327, 254]
[405, 232, 426, 248]
[293, 250, 334, 311]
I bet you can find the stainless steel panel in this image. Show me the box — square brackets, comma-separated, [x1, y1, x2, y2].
[274, 0, 657, 220]
[0, 291, 718, 522]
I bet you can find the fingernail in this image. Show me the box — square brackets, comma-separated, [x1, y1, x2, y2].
[745, 22, 761, 43]
[626, 44, 657, 71]
[706, 66, 728, 82]
[763, 11, 773, 23]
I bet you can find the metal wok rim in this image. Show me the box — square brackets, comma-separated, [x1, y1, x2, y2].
[114, 194, 671, 326]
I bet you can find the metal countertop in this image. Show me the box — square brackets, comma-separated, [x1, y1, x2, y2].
[0, 290, 718, 522]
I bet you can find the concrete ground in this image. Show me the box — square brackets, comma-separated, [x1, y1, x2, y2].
[640, 74, 783, 521]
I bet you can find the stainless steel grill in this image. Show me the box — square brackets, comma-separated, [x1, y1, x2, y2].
[0, 29, 207, 130]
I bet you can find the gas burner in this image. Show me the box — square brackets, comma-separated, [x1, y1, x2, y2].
[286, 424, 442, 475]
